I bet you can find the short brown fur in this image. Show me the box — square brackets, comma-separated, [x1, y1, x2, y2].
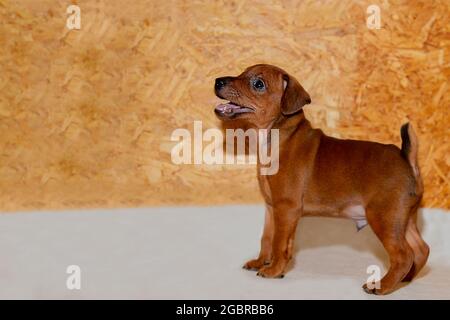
[214, 64, 429, 295]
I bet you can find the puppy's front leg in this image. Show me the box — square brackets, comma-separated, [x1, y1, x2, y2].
[257, 203, 301, 278]
[243, 206, 274, 271]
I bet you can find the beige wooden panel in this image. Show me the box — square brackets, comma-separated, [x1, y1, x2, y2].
[0, 0, 448, 211]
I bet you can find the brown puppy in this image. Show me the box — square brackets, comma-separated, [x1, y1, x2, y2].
[214, 64, 429, 295]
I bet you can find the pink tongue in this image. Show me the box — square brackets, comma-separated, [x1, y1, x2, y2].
[215, 103, 240, 113]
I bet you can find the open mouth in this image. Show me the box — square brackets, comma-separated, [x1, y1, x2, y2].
[214, 101, 255, 118]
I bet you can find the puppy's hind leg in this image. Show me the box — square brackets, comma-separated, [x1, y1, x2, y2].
[403, 209, 430, 282]
[363, 204, 414, 295]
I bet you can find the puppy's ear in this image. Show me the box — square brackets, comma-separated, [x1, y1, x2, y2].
[281, 74, 311, 116]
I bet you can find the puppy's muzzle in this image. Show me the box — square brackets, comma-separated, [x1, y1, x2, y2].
[214, 76, 254, 119]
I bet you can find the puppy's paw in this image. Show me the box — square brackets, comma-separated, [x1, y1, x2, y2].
[362, 283, 392, 295]
[256, 265, 285, 279]
[243, 258, 269, 271]
[362, 283, 379, 295]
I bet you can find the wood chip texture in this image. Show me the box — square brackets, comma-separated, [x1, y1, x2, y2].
[0, 0, 448, 211]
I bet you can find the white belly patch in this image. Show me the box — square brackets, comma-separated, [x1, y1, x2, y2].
[342, 205, 368, 231]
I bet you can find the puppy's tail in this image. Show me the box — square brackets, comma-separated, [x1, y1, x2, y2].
[400, 123, 423, 196]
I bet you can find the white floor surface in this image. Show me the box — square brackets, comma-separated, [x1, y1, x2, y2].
[0, 206, 449, 299]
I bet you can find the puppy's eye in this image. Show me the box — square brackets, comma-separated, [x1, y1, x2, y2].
[252, 79, 266, 91]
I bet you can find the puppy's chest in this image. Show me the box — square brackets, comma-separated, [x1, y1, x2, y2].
[256, 167, 305, 204]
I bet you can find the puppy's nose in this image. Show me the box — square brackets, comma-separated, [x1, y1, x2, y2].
[215, 77, 232, 91]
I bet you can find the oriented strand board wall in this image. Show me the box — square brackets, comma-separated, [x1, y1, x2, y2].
[0, 0, 448, 211]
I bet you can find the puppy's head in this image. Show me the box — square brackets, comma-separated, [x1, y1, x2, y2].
[214, 64, 311, 128]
